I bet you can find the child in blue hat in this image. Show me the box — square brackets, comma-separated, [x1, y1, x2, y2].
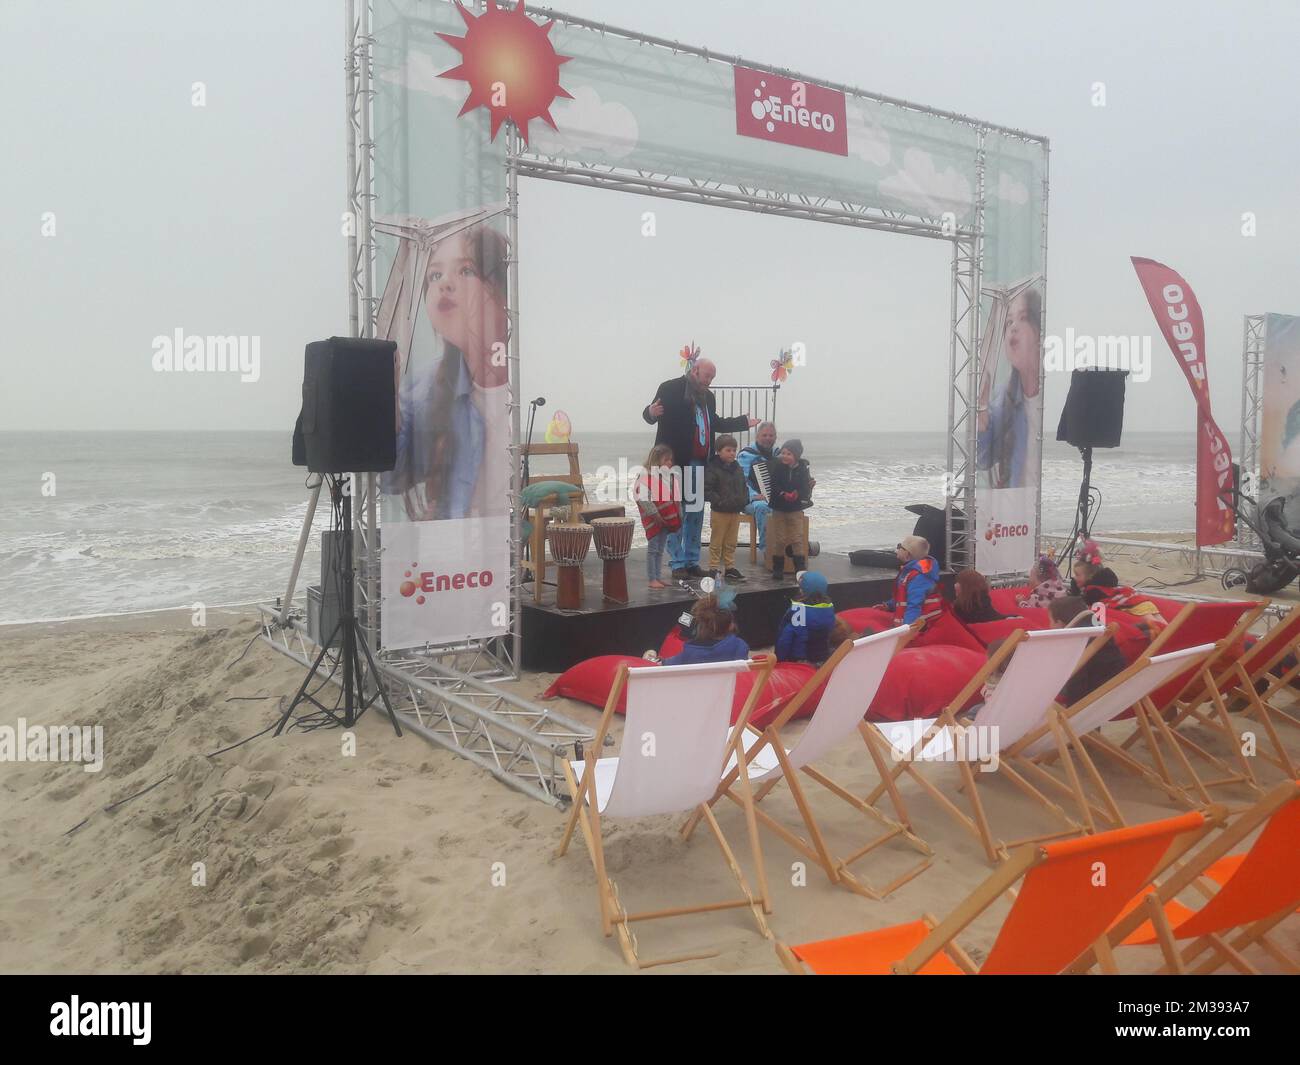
[775, 570, 837, 664]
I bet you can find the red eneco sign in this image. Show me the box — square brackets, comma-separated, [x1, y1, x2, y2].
[734, 65, 848, 157]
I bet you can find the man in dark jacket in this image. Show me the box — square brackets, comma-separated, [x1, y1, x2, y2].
[642, 358, 755, 579]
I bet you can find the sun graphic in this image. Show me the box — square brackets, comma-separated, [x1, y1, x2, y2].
[438, 0, 572, 144]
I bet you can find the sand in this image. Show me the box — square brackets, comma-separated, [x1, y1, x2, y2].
[2, 547, 1298, 974]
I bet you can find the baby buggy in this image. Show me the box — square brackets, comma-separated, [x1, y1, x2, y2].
[1221, 491, 1300, 594]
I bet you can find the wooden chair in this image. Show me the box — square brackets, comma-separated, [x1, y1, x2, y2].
[520, 442, 625, 604]
[1069, 779, 1300, 975]
[1115, 600, 1269, 804]
[1008, 642, 1219, 829]
[682, 625, 932, 900]
[862, 626, 1111, 864]
[775, 809, 1213, 974]
[557, 657, 775, 968]
[1159, 604, 1300, 781]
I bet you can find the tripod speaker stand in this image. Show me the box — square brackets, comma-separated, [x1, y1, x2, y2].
[275, 474, 402, 737]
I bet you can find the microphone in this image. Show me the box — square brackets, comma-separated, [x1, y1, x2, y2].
[530, 396, 546, 408]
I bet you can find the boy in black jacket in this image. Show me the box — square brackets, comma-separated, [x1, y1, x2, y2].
[704, 435, 749, 581]
[768, 438, 813, 580]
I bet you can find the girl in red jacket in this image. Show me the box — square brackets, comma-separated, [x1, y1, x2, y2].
[635, 444, 682, 589]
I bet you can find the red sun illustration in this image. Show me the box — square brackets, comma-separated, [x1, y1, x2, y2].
[438, 0, 572, 144]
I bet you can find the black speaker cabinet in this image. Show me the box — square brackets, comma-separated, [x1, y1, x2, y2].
[1057, 369, 1127, 450]
[294, 336, 397, 473]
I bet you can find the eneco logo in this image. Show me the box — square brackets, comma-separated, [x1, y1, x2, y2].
[399, 564, 495, 605]
[734, 66, 848, 156]
[984, 521, 1030, 548]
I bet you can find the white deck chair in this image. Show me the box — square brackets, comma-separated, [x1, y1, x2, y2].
[556, 656, 775, 968]
[1006, 643, 1219, 829]
[862, 627, 1107, 863]
[682, 626, 931, 898]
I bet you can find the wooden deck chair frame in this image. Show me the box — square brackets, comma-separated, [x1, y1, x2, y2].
[1005, 640, 1221, 832]
[1161, 605, 1300, 781]
[681, 624, 932, 900]
[556, 656, 776, 968]
[776, 809, 1216, 975]
[861, 626, 1115, 865]
[1068, 780, 1300, 976]
[1114, 602, 1269, 804]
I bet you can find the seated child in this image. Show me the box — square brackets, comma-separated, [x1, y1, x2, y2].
[879, 535, 942, 624]
[952, 568, 1017, 624]
[660, 589, 750, 666]
[775, 570, 836, 664]
[1018, 554, 1067, 609]
[1049, 595, 1129, 706]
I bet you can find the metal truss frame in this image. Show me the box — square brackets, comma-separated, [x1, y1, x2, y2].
[1239, 314, 1266, 545]
[262, 0, 1048, 805]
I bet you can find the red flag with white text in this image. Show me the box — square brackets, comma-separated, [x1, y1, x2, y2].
[1130, 257, 1236, 546]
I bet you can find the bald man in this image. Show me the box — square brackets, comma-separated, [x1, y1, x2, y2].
[643, 358, 756, 579]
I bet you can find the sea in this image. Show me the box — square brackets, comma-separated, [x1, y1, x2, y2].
[0, 430, 1202, 625]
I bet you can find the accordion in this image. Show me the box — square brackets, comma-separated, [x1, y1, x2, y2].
[750, 457, 772, 502]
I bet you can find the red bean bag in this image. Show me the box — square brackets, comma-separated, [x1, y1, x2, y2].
[837, 606, 895, 635]
[838, 605, 985, 654]
[659, 627, 686, 660]
[965, 608, 1051, 647]
[912, 609, 986, 653]
[866, 646, 987, 723]
[541, 655, 827, 727]
[990, 585, 1034, 613]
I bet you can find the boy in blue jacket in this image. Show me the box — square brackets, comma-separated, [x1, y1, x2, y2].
[776, 570, 837, 664]
[879, 535, 942, 625]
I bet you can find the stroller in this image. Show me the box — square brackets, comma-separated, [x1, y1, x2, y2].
[1222, 489, 1300, 594]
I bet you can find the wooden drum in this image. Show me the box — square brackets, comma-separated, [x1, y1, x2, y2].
[547, 523, 593, 609]
[591, 516, 635, 604]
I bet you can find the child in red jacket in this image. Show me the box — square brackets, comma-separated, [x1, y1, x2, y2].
[635, 444, 681, 589]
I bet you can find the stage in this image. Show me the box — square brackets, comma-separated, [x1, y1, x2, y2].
[521, 549, 917, 672]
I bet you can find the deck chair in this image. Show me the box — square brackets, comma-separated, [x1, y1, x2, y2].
[1160, 606, 1300, 781]
[862, 626, 1109, 864]
[1007, 643, 1219, 829]
[1112, 601, 1268, 803]
[1070, 779, 1300, 975]
[557, 656, 775, 968]
[682, 625, 931, 899]
[775, 809, 1213, 974]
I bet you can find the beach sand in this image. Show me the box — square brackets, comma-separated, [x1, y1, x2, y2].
[3, 548, 1298, 974]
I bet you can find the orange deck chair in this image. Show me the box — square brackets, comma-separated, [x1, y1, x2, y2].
[1113, 599, 1267, 804]
[775, 809, 1213, 975]
[1073, 779, 1300, 975]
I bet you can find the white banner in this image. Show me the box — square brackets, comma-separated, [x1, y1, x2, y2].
[382, 517, 511, 647]
[975, 485, 1036, 575]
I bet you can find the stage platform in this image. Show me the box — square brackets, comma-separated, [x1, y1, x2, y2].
[521, 549, 916, 673]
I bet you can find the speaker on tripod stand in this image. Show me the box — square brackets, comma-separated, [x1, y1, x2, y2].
[1056, 368, 1127, 563]
[282, 336, 402, 737]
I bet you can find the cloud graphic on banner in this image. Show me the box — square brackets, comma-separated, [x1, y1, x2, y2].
[377, 50, 466, 101]
[844, 101, 891, 166]
[878, 148, 973, 218]
[995, 171, 1029, 205]
[530, 85, 639, 161]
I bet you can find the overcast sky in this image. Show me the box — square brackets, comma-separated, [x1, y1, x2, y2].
[4, 0, 1297, 436]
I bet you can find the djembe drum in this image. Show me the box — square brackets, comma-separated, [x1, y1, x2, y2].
[591, 516, 635, 604]
[547, 522, 593, 609]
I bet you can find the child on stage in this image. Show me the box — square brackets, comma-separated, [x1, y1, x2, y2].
[704, 434, 749, 581]
[635, 444, 681, 590]
[768, 438, 814, 580]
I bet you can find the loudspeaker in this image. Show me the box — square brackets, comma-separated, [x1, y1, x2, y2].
[293, 336, 397, 473]
[1056, 369, 1127, 449]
